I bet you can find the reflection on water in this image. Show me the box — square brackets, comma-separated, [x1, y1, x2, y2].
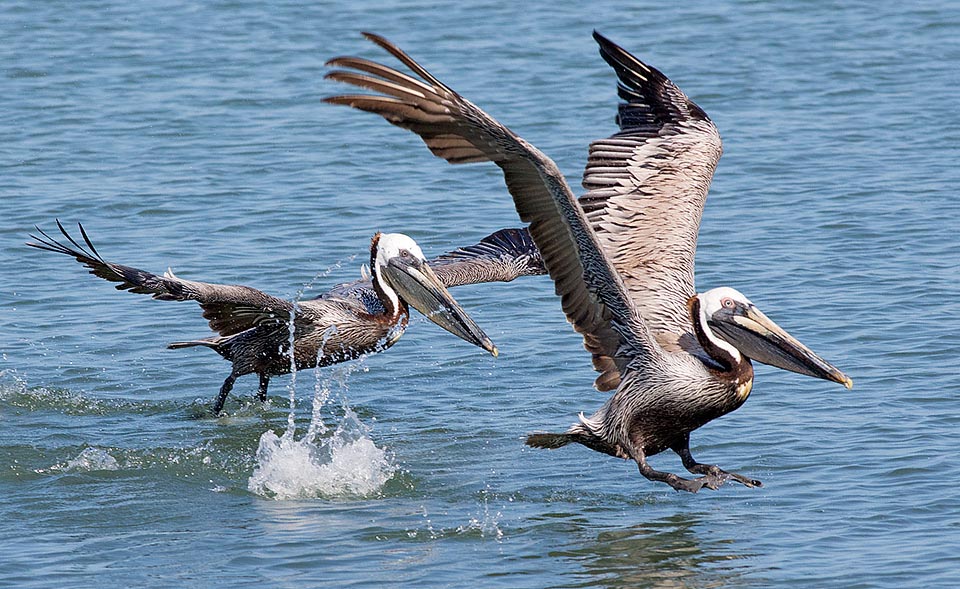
[550, 514, 762, 589]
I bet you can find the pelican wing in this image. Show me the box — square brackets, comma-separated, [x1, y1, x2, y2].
[428, 227, 545, 287]
[323, 227, 545, 310]
[27, 221, 295, 337]
[581, 32, 722, 349]
[326, 33, 662, 390]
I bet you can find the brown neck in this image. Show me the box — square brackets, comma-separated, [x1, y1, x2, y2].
[688, 295, 745, 376]
[369, 233, 403, 318]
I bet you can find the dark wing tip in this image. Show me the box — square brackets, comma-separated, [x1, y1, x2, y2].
[25, 219, 101, 262]
[319, 33, 394, 68]
[436, 227, 541, 263]
[591, 30, 621, 56]
[591, 30, 711, 126]
[360, 31, 388, 46]
[337, 31, 450, 92]
[592, 30, 650, 72]
[358, 31, 409, 62]
[359, 32, 411, 63]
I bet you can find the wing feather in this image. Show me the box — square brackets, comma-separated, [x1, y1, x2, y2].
[26, 221, 294, 337]
[582, 32, 722, 347]
[325, 33, 663, 390]
[427, 227, 545, 287]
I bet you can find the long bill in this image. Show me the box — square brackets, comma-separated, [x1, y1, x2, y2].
[382, 258, 499, 357]
[709, 305, 853, 389]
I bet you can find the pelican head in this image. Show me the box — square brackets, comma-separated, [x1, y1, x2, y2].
[698, 287, 852, 388]
[374, 233, 498, 357]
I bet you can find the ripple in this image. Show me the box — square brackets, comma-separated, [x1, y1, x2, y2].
[4, 1, 960, 587]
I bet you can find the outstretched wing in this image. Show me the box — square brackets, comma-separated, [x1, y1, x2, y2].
[323, 227, 545, 313]
[428, 227, 545, 287]
[325, 33, 664, 391]
[581, 32, 721, 351]
[26, 221, 294, 337]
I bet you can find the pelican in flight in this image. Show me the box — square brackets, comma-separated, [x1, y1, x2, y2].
[325, 32, 853, 492]
[28, 222, 543, 414]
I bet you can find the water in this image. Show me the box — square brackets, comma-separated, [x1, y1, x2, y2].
[2, 0, 959, 586]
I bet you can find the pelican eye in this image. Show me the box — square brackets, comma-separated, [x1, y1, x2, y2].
[721, 297, 736, 309]
[399, 249, 414, 260]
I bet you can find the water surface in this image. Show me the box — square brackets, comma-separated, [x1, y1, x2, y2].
[3, 1, 959, 587]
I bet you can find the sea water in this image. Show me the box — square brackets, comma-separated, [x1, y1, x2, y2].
[3, 0, 960, 587]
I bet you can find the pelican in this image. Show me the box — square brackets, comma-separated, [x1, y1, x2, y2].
[324, 32, 853, 492]
[28, 221, 543, 414]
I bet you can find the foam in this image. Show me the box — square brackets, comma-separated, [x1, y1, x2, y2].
[246, 418, 395, 500]
[63, 447, 120, 472]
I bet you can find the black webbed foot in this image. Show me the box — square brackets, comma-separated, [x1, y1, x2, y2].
[665, 473, 706, 493]
[673, 436, 762, 490]
[688, 462, 761, 489]
[637, 454, 715, 494]
[725, 470, 762, 488]
[700, 471, 727, 490]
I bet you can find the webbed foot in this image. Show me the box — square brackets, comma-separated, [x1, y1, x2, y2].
[673, 438, 762, 489]
[691, 463, 761, 489]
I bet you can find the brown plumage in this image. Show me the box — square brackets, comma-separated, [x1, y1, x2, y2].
[325, 31, 852, 492]
[27, 221, 543, 414]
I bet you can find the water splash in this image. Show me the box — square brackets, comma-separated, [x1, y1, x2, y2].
[247, 361, 395, 499]
[62, 447, 120, 472]
[247, 265, 395, 500]
[246, 371, 395, 499]
[296, 254, 356, 296]
[406, 489, 507, 541]
[457, 487, 506, 540]
[280, 255, 355, 435]
[246, 413, 394, 500]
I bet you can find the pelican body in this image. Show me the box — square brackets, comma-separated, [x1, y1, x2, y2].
[325, 32, 852, 492]
[28, 222, 543, 414]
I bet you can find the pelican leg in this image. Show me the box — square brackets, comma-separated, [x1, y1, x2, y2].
[673, 436, 762, 489]
[635, 451, 707, 494]
[257, 373, 270, 403]
[213, 372, 237, 415]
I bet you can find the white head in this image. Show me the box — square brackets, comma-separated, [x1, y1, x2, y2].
[695, 286, 853, 388]
[370, 232, 498, 357]
[373, 233, 427, 310]
[696, 287, 753, 363]
[699, 286, 753, 317]
[375, 233, 427, 269]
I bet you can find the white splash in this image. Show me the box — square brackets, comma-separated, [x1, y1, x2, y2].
[247, 401, 394, 500]
[247, 306, 394, 500]
[457, 486, 506, 540]
[64, 447, 119, 472]
[458, 507, 505, 541]
[407, 491, 506, 541]
[246, 263, 396, 500]
[246, 419, 394, 500]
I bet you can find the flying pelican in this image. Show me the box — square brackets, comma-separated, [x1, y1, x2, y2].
[28, 221, 543, 414]
[324, 32, 853, 492]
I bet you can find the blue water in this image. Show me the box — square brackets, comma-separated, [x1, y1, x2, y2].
[3, 1, 960, 587]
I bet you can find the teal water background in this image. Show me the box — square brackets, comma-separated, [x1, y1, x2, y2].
[3, 1, 959, 587]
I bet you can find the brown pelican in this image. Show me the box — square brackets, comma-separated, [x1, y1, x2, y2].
[28, 221, 543, 414]
[324, 32, 853, 492]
